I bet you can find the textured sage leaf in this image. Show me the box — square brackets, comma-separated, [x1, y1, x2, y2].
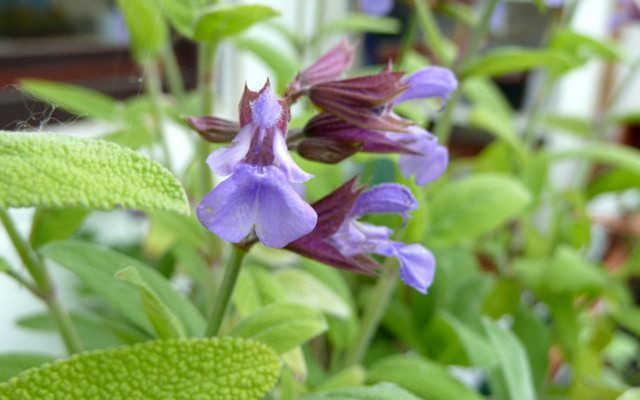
[0, 354, 56, 382]
[29, 208, 89, 249]
[0, 132, 188, 214]
[194, 4, 279, 42]
[307, 383, 421, 400]
[428, 174, 532, 245]
[546, 143, 640, 174]
[117, 0, 168, 59]
[116, 266, 186, 339]
[20, 80, 121, 121]
[0, 338, 281, 400]
[367, 355, 483, 400]
[17, 312, 150, 351]
[276, 269, 351, 319]
[482, 318, 536, 400]
[230, 302, 327, 354]
[233, 37, 298, 94]
[460, 48, 573, 78]
[41, 240, 205, 336]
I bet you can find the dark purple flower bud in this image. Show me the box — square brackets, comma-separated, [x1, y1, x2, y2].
[288, 179, 436, 293]
[359, 0, 394, 16]
[393, 66, 458, 105]
[296, 136, 362, 164]
[286, 40, 354, 97]
[186, 116, 240, 143]
[197, 81, 317, 248]
[308, 71, 411, 132]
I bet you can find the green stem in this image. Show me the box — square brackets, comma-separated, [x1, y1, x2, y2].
[0, 208, 83, 354]
[143, 59, 173, 171]
[434, 0, 501, 144]
[162, 45, 186, 105]
[343, 268, 399, 367]
[197, 42, 218, 195]
[414, 0, 450, 66]
[205, 245, 247, 336]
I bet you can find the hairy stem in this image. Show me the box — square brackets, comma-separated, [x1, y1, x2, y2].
[434, 0, 501, 144]
[143, 59, 173, 171]
[343, 267, 399, 367]
[0, 208, 83, 354]
[205, 245, 247, 336]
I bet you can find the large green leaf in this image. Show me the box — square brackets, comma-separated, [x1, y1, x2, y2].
[460, 48, 572, 78]
[20, 80, 121, 121]
[230, 302, 327, 354]
[30, 208, 89, 249]
[0, 354, 55, 382]
[0, 132, 188, 214]
[307, 383, 421, 400]
[482, 318, 536, 400]
[117, 0, 168, 59]
[546, 143, 640, 174]
[0, 338, 281, 399]
[40, 240, 205, 336]
[428, 174, 532, 245]
[276, 269, 351, 318]
[194, 4, 279, 42]
[367, 355, 483, 400]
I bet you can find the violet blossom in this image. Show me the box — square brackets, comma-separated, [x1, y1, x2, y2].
[611, 0, 640, 29]
[288, 179, 436, 293]
[195, 82, 317, 248]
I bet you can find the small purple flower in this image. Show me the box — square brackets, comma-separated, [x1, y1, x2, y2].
[391, 126, 449, 185]
[611, 0, 640, 29]
[288, 179, 436, 294]
[196, 82, 317, 248]
[393, 66, 458, 105]
[359, 0, 395, 16]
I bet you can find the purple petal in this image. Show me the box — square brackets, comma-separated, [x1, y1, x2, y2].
[397, 129, 448, 185]
[490, 1, 507, 33]
[545, 0, 564, 7]
[251, 85, 283, 129]
[395, 244, 435, 294]
[359, 0, 394, 16]
[197, 164, 317, 248]
[394, 66, 458, 105]
[206, 125, 253, 176]
[351, 183, 418, 219]
[272, 132, 314, 183]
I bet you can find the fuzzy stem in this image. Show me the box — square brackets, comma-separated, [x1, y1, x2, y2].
[143, 59, 173, 171]
[343, 267, 399, 367]
[434, 0, 501, 144]
[205, 245, 247, 336]
[0, 208, 83, 354]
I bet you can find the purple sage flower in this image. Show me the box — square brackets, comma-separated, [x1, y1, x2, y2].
[359, 0, 395, 16]
[288, 179, 436, 294]
[611, 0, 640, 29]
[196, 82, 317, 248]
[393, 66, 458, 105]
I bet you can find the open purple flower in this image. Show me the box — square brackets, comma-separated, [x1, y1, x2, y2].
[288, 179, 436, 294]
[196, 82, 317, 248]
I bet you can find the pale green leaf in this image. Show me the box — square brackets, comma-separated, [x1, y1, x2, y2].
[543, 246, 606, 296]
[0, 338, 281, 399]
[460, 48, 573, 78]
[276, 269, 351, 318]
[230, 302, 327, 354]
[618, 388, 640, 400]
[546, 143, 640, 174]
[281, 347, 307, 380]
[482, 318, 536, 400]
[20, 80, 121, 121]
[116, 266, 186, 339]
[159, 0, 206, 38]
[41, 240, 205, 336]
[30, 208, 88, 249]
[0, 257, 10, 273]
[314, 14, 400, 42]
[233, 265, 287, 317]
[367, 355, 483, 400]
[588, 169, 640, 198]
[463, 78, 514, 122]
[550, 29, 621, 62]
[17, 312, 150, 350]
[441, 313, 497, 368]
[0, 354, 55, 382]
[428, 174, 532, 245]
[117, 0, 168, 59]
[512, 306, 550, 392]
[613, 308, 640, 337]
[194, 4, 279, 42]
[542, 114, 592, 137]
[0, 132, 188, 214]
[316, 365, 366, 392]
[308, 383, 421, 400]
[469, 106, 527, 158]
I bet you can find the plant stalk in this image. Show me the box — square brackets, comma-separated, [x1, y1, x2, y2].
[197, 42, 218, 195]
[434, 0, 501, 144]
[0, 208, 83, 354]
[143, 59, 173, 171]
[205, 245, 247, 336]
[343, 267, 399, 367]
[162, 45, 186, 105]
